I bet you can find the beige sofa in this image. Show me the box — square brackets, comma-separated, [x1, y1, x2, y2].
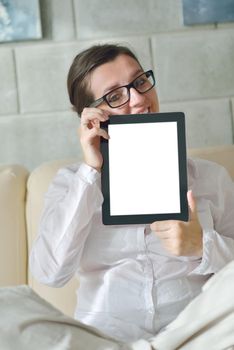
[0, 145, 234, 318]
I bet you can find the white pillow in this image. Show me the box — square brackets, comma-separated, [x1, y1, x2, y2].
[0, 285, 123, 350]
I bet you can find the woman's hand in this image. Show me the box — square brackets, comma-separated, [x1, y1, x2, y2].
[150, 190, 203, 257]
[79, 107, 109, 172]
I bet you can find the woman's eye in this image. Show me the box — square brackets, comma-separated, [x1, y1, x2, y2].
[108, 92, 122, 103]
[134, 77, 147, 88]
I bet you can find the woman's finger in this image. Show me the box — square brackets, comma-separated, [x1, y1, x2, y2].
[88, 126, 109, 140]
[80, 108, 109, 127]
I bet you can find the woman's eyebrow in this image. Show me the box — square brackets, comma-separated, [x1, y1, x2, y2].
[102, 68, 144, 95]
[103, 83, 121, 95]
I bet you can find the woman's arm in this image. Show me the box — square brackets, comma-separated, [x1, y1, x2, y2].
[30, 107, 109, 286]
[150, 160, 234, 272]
[29, 162, 103, 287]
[191, 164, 234, 275]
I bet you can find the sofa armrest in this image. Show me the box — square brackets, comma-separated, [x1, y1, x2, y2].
[0, 164, 29, 286]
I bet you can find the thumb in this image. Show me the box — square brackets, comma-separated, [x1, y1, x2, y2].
[187, 190, 197, 221]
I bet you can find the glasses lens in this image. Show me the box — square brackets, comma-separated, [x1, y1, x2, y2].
[133, 71, 154, 93]
[98, 71, 155, 109]
[106, 87, 129, 108]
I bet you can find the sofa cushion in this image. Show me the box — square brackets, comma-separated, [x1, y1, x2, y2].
[26, 159, 79, 317]
[188, 144, 234, 180]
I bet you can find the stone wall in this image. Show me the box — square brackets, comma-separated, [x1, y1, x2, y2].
[1, 0, 234, 170]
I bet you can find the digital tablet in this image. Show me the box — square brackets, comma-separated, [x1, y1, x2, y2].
[100, 112, 188, 225]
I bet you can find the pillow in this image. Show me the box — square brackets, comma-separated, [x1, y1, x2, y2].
[0, 285, 124, 350]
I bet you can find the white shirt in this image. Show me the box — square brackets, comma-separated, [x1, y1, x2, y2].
[30, 158, 234, 342]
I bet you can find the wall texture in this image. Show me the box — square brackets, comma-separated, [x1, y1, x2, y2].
[0, 0, 234, 170]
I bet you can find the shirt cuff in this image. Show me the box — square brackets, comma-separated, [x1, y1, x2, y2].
[189, 229, 217, 275]
[77, 163, 101, 185]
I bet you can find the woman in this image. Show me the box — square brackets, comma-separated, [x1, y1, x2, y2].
[30, 44, 234, 342]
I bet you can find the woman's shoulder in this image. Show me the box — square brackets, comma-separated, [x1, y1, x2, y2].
[54, 162, 81, 179]
[188, 157, 226, 176]
[55, 162, 101, 185]
[188, 157, 232, 191]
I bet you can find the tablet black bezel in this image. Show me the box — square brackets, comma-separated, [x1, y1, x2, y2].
[100, 112, 188, 225]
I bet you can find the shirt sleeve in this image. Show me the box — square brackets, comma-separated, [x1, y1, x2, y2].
[29, 162, 103, 287]
[191, 164, 234, 275]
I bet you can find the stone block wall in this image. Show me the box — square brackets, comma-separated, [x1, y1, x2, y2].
[0, 0, 233, 170]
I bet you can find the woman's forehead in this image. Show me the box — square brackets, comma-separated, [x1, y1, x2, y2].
[89, 54, 142, 96]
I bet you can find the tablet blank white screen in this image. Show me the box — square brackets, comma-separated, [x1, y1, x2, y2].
[108, 121, 180, 216]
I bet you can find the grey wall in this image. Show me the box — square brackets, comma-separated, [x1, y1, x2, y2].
[0, 0, 234, 170]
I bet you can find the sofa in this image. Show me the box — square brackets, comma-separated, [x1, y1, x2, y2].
[0, 145, 234, 318]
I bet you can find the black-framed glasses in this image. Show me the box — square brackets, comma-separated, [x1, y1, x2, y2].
[89, 70, 155, 109]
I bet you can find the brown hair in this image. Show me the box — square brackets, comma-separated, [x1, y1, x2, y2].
[67, 44, 141, 116]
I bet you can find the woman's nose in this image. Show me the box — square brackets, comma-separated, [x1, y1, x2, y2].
[128, 87, 146, 107]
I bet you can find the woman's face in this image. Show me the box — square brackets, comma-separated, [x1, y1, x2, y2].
[89, 54, 159, 115]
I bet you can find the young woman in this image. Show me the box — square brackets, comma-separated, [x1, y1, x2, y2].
[30, 44, 234, 342]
